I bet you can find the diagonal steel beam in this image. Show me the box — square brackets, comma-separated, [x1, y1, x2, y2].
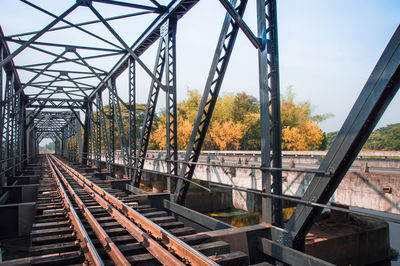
[173, 0, 247, 204]
[88, 0, 200, 101]
[218, 0, 262, 49]
[8, 12, 152, 38]
[88, 4, 167, 91]
[92, 0, 162, 11]
[20, 0, 123, 49]
[0, 2, 79, 67]
[286, 25, 400, 251]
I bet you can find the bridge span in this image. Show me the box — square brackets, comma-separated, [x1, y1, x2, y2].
[1, 0, 399, 264]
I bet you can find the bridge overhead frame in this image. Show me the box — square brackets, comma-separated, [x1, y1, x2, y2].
[0, 0, 399, 264]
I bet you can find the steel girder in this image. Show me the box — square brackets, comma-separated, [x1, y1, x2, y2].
[0, 30, 27, 189]
[110, 78, 129, 177]
[128, 58, 136, 180]
[258, 0, 283, 227]
[164, 18, 178, 192]
[133, 19, 177, 187]
[107, 83, 115, 175]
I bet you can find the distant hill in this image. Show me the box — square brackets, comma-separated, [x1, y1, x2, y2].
[325, 123, 400, 151]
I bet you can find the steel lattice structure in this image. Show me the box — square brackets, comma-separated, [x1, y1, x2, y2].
[0, 0, 399, 263]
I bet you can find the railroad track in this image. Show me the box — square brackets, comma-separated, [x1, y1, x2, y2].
[1, 155, 248, 265]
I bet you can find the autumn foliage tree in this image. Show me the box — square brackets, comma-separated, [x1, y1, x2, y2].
[151, 88, 329, 151]
[210, 120, 242, 150]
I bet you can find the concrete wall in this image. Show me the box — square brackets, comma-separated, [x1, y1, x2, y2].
[102, 150, 400, 214]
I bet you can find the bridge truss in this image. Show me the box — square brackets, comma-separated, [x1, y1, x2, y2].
[0, 0, 399, 264]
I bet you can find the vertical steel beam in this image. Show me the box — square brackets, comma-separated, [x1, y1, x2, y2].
[110, 78, 129, 177]
[108, 89, 115, 175]
[0, 46, 4, 189]
[97, 92, 111, 170]
[5, 74, 13, 179]
[257, 0, 282, 226]
[128, 58, 136, 180]
[0, 2, 79, 68]
[133, 36, 167, 187]
[95, 104, 101, 171]
[173, 0, 247, 204]
[76, 113, 83, 163]
[164, 18, 178, 192]
[82, 101, 90, 165]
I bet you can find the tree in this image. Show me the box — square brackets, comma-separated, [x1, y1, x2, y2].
[106, 88, 330, 151]
[324, 131, 338, 150]
[363, 123, 400, 151]
[210, 120, 242, 150]
[280, 89, 327, 150]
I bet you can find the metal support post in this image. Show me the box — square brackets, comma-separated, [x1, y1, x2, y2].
[97, 92, 110, 171]
[128, 58, 136, 180]
[82, 100, 90, 165]
[108, 89, 115, 175]
[95, 103, 101, 171]
[164, 18, 178, 193]
[110, 78, 129, 177]
[75, 114, 83, 163]
[0, 46, 4, 189]
[257, 0, 283, 226]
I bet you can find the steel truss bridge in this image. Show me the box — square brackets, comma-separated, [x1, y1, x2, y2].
[0, 0, 399, 265]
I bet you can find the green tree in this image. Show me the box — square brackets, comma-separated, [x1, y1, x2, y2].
[324, 131, 338, 150]
[363, 123, 400, 151]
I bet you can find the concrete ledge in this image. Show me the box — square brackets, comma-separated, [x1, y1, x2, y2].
[0, 202, 36, 238]
[306, 213, 391, 265]
[2, 185, 38, 203]
[163, 200, 232, 231]
[11, 175, 40, 185]
[185, 187, 233, 212]
[181, 224, 271, 264]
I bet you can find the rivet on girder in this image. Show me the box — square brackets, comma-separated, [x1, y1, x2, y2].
[65, 46, 76, 53]
[60, 71, 68, 76]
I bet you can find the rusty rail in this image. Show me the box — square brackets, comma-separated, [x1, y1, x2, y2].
[50, 154, 218, 266]
[46, 155, 104, 266]
[48, 156, 131, 265]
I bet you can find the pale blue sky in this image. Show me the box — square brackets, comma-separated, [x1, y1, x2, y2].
[0, 0, 399, 138]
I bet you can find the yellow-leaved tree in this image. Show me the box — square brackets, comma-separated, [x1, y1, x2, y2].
[210, 120, 243, 150]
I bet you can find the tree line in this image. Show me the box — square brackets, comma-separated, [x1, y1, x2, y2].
[326, 123, 400, 151]
[98, 89, 398, 151]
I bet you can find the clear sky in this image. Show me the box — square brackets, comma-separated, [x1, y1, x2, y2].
[0, 0, 399, 145]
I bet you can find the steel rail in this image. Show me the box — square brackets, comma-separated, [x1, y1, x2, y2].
[50, 155, 218, 266]
[48, 156, 131, 265]
[48, 156, 184, 265]
[46, 155, 104, 266]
